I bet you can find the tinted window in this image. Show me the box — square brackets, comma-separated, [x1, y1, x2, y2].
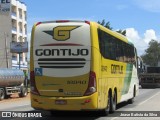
[98, 29, 136, 64]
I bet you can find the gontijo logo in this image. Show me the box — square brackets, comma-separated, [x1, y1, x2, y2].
[43, 26, 80, 41]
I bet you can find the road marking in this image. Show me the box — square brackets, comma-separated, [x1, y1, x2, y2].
[111, 117, 118, 120]
[138, 91, 160, 106]
[111, 117, 117, 120]
[110, 91, 160, 120]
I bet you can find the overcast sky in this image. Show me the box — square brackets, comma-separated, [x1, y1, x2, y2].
[23, 0, 160, 55]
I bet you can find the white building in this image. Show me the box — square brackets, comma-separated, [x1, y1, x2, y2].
[0, 0, 27, 69]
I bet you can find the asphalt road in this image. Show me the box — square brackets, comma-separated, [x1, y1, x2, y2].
[0, 87, 160, 120]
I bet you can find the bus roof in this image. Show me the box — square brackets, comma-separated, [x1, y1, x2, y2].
[92, 22, 134, 46]
[33, 20, 134, 46]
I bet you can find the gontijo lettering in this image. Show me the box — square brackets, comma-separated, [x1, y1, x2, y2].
[111, 64, 123, 74]
[35, 49, 89, 56]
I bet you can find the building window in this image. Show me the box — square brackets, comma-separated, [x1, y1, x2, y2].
[12, 56, 17, 61]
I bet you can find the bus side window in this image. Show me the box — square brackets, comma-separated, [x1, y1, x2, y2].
[98, 29, 105, 57]
[110, 37, 116, 60]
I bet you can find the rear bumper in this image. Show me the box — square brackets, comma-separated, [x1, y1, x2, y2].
[31, 93, 98, 111]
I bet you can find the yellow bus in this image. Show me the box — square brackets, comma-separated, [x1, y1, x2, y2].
[30, 20, 139, 115]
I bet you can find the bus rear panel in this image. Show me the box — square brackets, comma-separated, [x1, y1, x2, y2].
[30, 21, 98, 110]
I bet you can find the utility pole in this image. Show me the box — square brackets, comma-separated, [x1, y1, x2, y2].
[4, 32, 9, 68]
[19, 52, 22, 69]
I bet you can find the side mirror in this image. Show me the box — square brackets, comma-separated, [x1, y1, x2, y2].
[137, 56, 143, 73]
[140, 61, 143, 70]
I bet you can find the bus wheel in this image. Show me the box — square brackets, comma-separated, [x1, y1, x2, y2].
[0, 89, 5, 100]
[101, 93, 110, 116]
[110, 91, 116, 113]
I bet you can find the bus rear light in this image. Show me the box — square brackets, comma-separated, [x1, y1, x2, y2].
[36, 22, 42, 26]
[30, 71, 40, 95]
[85, 21, 90, 25]
[84, 71, 97, 96]
[84, 99, 91, 103]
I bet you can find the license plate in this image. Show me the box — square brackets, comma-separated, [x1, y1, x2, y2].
[55, 100, 67, 105]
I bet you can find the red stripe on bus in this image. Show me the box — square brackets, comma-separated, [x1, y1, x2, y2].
[40, 43, 84, 46]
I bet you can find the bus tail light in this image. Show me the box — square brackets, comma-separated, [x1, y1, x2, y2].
[84, 99, 91, 103]
[84, 71, 97, 96]
[36, 22, 42, 26]
[30, 71, 40, 95]
[85, 21, 90, 25]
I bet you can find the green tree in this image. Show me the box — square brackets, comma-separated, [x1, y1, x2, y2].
[116, 29, 126, 36]
[98, 19, 113, 30]
[141, 40, 160, 66]
[97, 19, 126, 36]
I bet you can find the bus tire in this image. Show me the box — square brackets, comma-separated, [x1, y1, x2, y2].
[110, 91, 116, 113]
[128, 96, 134, 104]
[19, 87, 28, 97]
[0, 88, 5, 100]
[101, 93, 110, 116]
